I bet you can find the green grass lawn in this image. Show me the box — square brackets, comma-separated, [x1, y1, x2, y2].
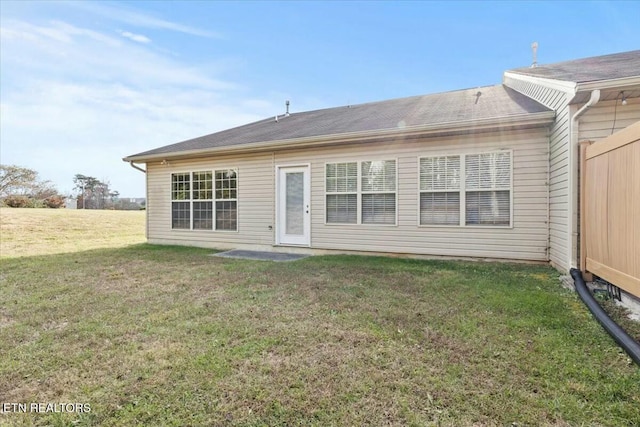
[0, 209, 639, 426]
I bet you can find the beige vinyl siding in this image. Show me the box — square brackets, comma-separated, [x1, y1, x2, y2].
[504, 75, 572, 270]
[144, 127, 549, 261]
[578, 97, 640, 141]
[275, 128, 549, 261]
[548, 103, 572, 271]
[146, 152, 275, 249]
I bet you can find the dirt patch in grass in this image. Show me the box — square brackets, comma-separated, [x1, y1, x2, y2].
[1, 247, 639, 426]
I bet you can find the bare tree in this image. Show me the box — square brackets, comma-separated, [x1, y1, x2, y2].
[0, 165, 39, 197]
[1, 164, 64, 207]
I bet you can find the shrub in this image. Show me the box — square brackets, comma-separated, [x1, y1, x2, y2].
[44, 195, 66, 209]
[3, 195, 31, 208]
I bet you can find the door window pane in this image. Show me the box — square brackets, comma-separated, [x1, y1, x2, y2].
[286, 172, 304, 235]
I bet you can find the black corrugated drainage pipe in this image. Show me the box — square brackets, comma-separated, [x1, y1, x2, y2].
[570, 268, 640, 366]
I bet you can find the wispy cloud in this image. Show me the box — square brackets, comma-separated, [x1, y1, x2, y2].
[0, 10, 270, 197]
[63, 1, 221, 38]
[1, 19, 122, 51]
[119, 30, 151, 44]
[2, 19, 231, 90]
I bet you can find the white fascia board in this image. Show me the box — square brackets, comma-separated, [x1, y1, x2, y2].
[576, 76, 640, 92]
[505, 72, 640, 99]
[503, 72, 577, 93]
[123, 112, 555, 163]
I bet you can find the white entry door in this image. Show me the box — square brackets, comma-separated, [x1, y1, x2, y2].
[277, 165, 310, 246]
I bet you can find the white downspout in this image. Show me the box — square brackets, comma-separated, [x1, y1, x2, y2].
[569, 89, 600, 269]
[573, 89, 601, 121]
[129, 161, 146, 173]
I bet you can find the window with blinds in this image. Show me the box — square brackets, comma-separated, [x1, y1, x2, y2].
[465, 152, 510, 225]
[419, 151, 511, 227]
[326, 162, 357, 224]
[361, 160, 396, 224]
[170, 169, 237, 231]
[419, 156, 460, 225]
[325, 160, 396, 225]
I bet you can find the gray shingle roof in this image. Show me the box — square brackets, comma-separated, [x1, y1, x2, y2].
[127, 85, 551, 159]
[508, 50, 640, 83]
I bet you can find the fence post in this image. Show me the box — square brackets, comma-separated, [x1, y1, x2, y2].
[579, 140, 593, 281]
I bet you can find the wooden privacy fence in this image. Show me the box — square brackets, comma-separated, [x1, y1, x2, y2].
[580, 120, 640, 298]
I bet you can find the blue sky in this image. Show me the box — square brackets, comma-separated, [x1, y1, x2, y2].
[1, 1, 639, 197]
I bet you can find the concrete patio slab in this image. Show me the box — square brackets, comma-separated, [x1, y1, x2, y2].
[212, 249, 309, 262]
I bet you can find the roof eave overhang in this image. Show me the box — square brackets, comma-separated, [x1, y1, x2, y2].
[504, 71, 640, 101]
[123, 111, 555, 163]
[575, 76, 640, 92]
[503, 71, 577, 93]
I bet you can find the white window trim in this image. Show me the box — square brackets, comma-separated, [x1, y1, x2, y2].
[324, 158, 398, 226]
[192, 171, 214, 231]
[324, 161, 358, 225]
[417, 155, 462, 227]
[417, 150, 513, 229]
[170, 171, 193, 230]
[214, 168, 239, 232]
[169, 168, 239, 232]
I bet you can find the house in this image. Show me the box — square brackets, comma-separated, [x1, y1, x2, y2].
[503, 50, 640, 272]
[124, 50, 640, 273]
[113, 197, 146, 210]
[64, 196, 77, 209]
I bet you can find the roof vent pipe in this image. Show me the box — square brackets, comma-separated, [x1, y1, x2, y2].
[530, 41, 538, 68]
[285, 100, 290, 117]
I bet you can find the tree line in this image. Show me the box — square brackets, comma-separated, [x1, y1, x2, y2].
[1, 165, 142, 210]
[72, 174, 119, 209]
[0, 165, 64, 208]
